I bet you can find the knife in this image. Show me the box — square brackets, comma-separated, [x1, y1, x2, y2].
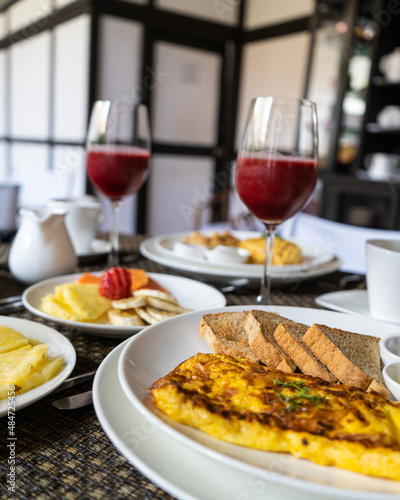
[52, 390, 93, 410]
[51, 370, 96, 395]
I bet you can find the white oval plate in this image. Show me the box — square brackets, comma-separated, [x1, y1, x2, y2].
[140, 239, 342, 285]
[94, 341, 329, 500]
[118, 305, 400, 499]
[153, 230, 335, 273]
[22, 272, 226, 338]
[0, 316, 76, 417]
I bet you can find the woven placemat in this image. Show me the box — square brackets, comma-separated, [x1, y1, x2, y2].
[0, 236, 353, 499]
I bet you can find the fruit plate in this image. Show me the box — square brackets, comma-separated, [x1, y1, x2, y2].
[22, 272, 226, 338]
[0, 316, 76, 417]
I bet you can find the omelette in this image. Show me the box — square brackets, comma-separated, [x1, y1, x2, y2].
[238, 235, 303, 265]
[150, 353, 400, 481]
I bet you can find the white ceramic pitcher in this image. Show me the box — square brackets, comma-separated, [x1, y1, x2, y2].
[8, 207, 78, 283]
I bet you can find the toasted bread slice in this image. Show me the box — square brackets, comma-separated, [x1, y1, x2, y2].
[244, 310, 297, 372]
[199, 312, 259, 362]
[302, 323, 388, 396]
[274, 323, 337, 382]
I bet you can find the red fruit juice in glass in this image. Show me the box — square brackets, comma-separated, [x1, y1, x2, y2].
[87, 145, 150, 200]
[236, 155, 318, 225]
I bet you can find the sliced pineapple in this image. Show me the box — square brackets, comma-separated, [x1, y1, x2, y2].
[41, 283, 111, 322]
[0, 325, 30, 354]
[0, 331, 64, 400]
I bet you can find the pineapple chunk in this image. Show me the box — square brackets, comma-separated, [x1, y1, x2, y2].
[0, 326, 64, 400]
[40, 294, 81, 322]
[0, 325, 30, 354]
[40, 283, 111, 322]
[10, 356, 64, 397]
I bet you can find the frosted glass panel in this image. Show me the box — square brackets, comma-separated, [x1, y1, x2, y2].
[53, 15, 90, 142]
[10, 31, 50, 139]
[0, 13, 6, 39]
[98, 16, 143, 103]
[148, 155, 214, 235]
[0, 142, 5, 180]
[307, 26, 343, 162]
[10, 143, 51, 206]
[236, 32, 310, 147]
[245, 0, 314, 29]
[9, 0, 52, 34]
[52, 145, 87, 198]
[156, 0, 238, 25]
[153, 42, 221, 145]
[0, 50, 6, 137]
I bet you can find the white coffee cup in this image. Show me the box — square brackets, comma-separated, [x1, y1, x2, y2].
[376, 105, 400, 129]
[364, 153, 400, 180]
[366, 239, 400, 322]
[48, 196, 102, 255]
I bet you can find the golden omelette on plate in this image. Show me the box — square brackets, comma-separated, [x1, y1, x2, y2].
[150, 352, 400, 482]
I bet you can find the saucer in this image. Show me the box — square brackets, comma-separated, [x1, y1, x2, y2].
[77, 239, 111, 257]
[315, 289, 400, 325]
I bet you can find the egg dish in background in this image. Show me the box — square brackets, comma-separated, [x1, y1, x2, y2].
[182, 230, 303, 265]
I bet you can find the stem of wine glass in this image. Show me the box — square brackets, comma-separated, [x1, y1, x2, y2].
[257, 225, 277, 305]
[107, 200, 122, 268]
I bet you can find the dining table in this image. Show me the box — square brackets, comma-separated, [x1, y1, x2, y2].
[0, 233, 366, 500]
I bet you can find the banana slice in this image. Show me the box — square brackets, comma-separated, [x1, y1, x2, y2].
[146, 297, 192, 313]
[134, 307, 159, 325]
[111, 296, 146, 310]
[145, 306, 178, 321]
[108, 308, 145, 327]
[133, 289, 179, 304]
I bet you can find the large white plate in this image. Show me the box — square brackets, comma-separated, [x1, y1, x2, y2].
[316, 290, 400, 326]
[22, 272, 226, 338]
[0, 316, 76, 417]
[140, 238, 342, 285]
[154, 230, 334, 273]
[94, 340, 337, 500]
[118, 305, 400, 499]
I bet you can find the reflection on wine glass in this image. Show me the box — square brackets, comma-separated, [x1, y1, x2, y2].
[235, 96, 318, 304]
[86, 100, 151, 267]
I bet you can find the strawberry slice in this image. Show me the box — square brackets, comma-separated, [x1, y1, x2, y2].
[99, 267, 132, 300]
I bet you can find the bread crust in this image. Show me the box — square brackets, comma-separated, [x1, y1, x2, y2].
[244, 311, 297, 372]
[199, 312, 259, 363]
[274, 323, 337, 382]
[302, 324, 373, 390]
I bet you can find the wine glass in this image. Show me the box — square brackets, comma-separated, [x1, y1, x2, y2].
[86, 100, 151, 267]
[235, 96, 318, 304]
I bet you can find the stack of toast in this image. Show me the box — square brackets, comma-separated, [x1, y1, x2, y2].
[199, 310, 388, 396]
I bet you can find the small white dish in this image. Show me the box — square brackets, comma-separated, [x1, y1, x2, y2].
[173, 241, 205, 259]
[383, 361, 400, 401]
[380, 334, 400, 366]
[22, 272, 226, 338]
[0, 316, 76, 417]
[205, 245, 250, 264]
